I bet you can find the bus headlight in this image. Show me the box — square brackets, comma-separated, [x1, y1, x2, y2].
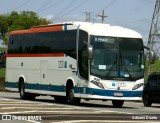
[132, 83, 143, 90]
[91, 80, 104, 89]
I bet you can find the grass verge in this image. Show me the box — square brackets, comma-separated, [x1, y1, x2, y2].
[0, 68, 5, 78]
[0, 68, 5, 91]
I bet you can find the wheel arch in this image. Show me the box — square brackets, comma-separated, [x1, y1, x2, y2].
[66, 77, 76, 87]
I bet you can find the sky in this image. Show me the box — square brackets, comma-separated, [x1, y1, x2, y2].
[0, 0, 156, 45]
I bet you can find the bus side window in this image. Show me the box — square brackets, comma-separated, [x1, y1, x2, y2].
[78, 30, 88, 80]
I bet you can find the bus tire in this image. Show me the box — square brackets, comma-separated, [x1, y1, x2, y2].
[143, 93, 152, 107]
[19, 79, 35, 100]
[68, 88, 80, 105]
[19, 80, 28, 100]
[112, 100, 124, 108]
[66, 82, 81, 105]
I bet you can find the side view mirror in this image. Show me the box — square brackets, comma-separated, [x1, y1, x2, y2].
[144, 46, 155, 64]
[88, 44, 93, 60]
[149, 50, 155, 64]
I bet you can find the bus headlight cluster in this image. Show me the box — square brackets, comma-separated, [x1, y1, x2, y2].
[132, 83, 143, 90]
[91, 80, 104, 89]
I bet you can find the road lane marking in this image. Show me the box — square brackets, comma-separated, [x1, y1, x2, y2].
[0, 97, 139, 115]
[1, 107, 83, 110]
[0, 104, 45, 106]
[0, 110, 38, 114]
[0, 110, 117, 114]
[94, 110, 133, 114]
[0, 98, 132, 114]
[51, 120, 160, 123]
[26, 120, 42, 123]
[0, 105, 131, 115]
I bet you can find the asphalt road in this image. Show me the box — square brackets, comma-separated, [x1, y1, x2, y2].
[0, 91, 160, 123]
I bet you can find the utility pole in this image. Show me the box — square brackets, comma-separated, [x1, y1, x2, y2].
[147, 0, 160, 74]
[84, 12, 91, 22]
[148, 0, 160, 57]
[97, 10, 107, 23]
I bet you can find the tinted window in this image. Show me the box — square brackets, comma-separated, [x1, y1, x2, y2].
[78, 30, 88, 79]
[8, 30, 77, 58]
[8, 29, 89, 79]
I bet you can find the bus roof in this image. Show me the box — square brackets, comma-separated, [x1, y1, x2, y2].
[70, 22, 142, 39]
[10, 21, 142, 39]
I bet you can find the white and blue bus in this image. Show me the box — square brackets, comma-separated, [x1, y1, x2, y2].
[5, 22, 154, 107]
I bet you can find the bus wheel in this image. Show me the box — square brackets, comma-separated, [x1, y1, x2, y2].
[143, 93, 152, 107]
[19, 80, 35, 100]
[112, 100, 124, 108]
[19, 80, 28, 100]
[67, 86, 81, 105]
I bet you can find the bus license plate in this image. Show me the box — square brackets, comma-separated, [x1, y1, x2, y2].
[114, 92, 123, 97]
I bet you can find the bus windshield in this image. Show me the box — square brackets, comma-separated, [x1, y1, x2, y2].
[90, 36, 144, 81]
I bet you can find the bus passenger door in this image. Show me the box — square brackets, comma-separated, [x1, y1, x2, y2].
[40, 60, 48, 92]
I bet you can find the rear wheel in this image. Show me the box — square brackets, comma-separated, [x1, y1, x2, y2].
[19, 80, 35, 100]
[112, 100, 124, 108]
[143, 93, 152, 107]
[19, 81, 28, 100]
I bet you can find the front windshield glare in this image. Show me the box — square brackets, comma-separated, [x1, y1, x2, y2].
[119, 38, 144, 79]
[90, 36, 144, 80]
[90, 36, 118, 79]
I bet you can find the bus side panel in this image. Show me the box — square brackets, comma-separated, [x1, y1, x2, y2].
[5, 56, 83, 97]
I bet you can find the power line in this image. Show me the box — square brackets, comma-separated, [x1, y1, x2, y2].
[37, 0, 63, 14]
[7, 0, 31, 13]
[55, 0, 116, 23]
[53, 0, 77, 21]
[97, 0, 118, 14]
[55, 0, 88, 22]
[36, 0, 53, 13]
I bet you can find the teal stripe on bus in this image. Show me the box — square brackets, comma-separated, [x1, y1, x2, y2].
[5, 82, 142, 97]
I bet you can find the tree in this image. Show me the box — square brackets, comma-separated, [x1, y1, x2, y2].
[0, 15, 8, 36]
[0, 11, 51, 45]
[7, 11, 19, 27]
[9, 11, 51, 31]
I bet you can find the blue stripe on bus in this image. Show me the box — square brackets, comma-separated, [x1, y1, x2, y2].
[85, 88, 142, 97]
[25, 83, 65, 92]
[5, 82, 142, 97]
[5, 82, 18, 88]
